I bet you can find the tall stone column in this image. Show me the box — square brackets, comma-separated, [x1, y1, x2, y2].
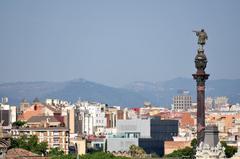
[192, 29, 209, 145]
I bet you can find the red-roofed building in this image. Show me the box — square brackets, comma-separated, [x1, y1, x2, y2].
[17, 103, 57, 121]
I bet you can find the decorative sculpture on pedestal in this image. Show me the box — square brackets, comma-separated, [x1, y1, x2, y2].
[195, 125, 225, 159]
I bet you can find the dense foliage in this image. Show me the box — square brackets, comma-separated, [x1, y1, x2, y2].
[165, 146, 194, 158]
[51, 154, 77, 159]
[12, 120, 26, 127]
[80, 152, 130, 159]
[221, 141, 237, 158]
[48, 147, 64, 157]
[10, 135, 48, 155]
[48, 147, 79, 159]
[49, 152, 130, 159]
[164, 139, 197, 158]
[165, 139, 238, 158]
[129, 145, 146, 158]
[10, 135, 131, 159]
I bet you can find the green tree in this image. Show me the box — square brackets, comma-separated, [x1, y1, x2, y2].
[49, 147, 64, 157]
[10, 137, 20, 148]
[191, 138, 197, 148]
[34, 141, 48, 155]
[165, 146, 193, 158]
[164, 139, 197, 159]
[13, 135, 30, 150]
[28, 135, 38, 149]
[51, 154, 76, 159]
[80, 152, 130, 159]
[221, 141, 237, 158]
[129, 144, 146, 158]
[10, 135, 48, 155]
[12, 120, 26, 128]
[191, 138, 197, 157]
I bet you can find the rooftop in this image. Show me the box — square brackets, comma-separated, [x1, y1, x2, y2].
[27, 116, 59, 123]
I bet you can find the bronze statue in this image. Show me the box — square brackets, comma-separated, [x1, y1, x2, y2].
[193, 29, 208, 47]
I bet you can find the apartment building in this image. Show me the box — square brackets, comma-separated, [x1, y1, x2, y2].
[11, 116, 69, 154]
[75, 101, 107, 136]
[0, 97, 17, 128]
[214, 96, 229, 110]
[173, 92, 192, 112]
[17, 103, 58, 121]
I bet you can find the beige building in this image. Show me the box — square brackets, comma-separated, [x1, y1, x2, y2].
[12, 116, 69, 154]
[173, 95, 192, 112]
[71, 136, 86, 155]
[68, 108, 75, 134]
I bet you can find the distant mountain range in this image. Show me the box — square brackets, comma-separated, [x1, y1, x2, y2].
[0, 78, 239, 107]
[124, 78, 240, 106]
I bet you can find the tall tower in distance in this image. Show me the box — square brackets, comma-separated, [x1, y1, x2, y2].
[192, 29, 209, 145]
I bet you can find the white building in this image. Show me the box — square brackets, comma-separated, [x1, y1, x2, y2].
[116, 118, 151, 138]
[10, 106, 17, 123]
[214, 96, 229, 110]
[76, 101, 107, 136]
[205, 97, 214, 111]
[0, 97, 16, 135]
[0, 100, 17, 125]
[46, 98, 70, 106]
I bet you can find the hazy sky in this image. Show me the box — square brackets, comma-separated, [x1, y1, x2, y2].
[0, 0, 240, 86]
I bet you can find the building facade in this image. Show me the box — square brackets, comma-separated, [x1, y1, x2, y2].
[75, 101, 107, 136]
[11, 116, 69, 154]
[173, 93, 192, 112]
[0, 99, 16, 129]
[12, 127, 69, 154]
[107, 117, 178, 157]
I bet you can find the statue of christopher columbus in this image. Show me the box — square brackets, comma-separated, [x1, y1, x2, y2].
[193, 29, 208, 48]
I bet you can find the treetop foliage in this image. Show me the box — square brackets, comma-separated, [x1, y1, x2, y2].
[10, 135, 48, 155]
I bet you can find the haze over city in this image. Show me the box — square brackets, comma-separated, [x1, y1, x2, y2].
[0, 0, 240, 87]
[1, 1, 240, 158]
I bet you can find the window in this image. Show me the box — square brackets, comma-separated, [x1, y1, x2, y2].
[34, 105, 37, 110]
[53, 131, 59, 136]
[53, 144, 60, 147]
[53, 138, 59, 143]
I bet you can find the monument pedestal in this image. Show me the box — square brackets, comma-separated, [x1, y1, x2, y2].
[196, 142, 225, 159]
[196, 125, 225, 159]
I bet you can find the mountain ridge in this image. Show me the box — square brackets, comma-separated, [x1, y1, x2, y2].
[0, 78, 239, 107]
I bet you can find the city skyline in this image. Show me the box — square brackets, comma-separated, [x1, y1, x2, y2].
[1, 1, 240, 157]
[1, 1, 240, 87]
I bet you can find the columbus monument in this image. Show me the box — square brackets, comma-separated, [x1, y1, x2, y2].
[192, 29, 209, 145]
[193, 30, 226, 159]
